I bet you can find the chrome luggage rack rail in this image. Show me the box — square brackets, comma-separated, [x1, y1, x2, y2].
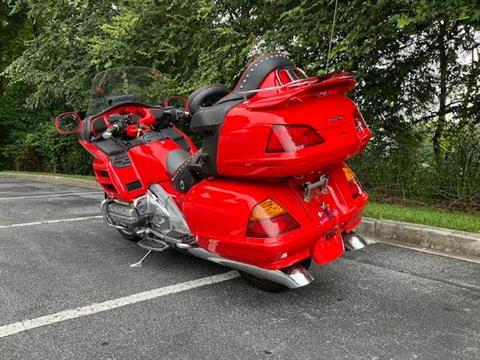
[235, 68, 318, 102]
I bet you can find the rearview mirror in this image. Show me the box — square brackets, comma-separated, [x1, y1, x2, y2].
[54, 112, 83, 135]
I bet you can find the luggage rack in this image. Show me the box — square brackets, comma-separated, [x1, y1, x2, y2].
[235, 69, 318, 102]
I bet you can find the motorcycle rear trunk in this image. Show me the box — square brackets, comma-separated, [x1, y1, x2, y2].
[214, 72, 371, 178]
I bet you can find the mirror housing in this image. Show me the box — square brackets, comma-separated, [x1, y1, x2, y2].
[164, 96, 188, 110]
[54, 112, 83, 135]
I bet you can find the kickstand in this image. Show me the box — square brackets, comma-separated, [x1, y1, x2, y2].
[130, 250, 152, 268]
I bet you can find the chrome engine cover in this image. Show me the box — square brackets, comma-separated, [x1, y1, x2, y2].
[101, 184, 191, 236]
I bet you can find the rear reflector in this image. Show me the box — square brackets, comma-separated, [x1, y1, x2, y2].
[266, 125, 324, 153]
[343, 165, 363, 199]
[247, 198, 300, 238]
[342, 166, 356, 183]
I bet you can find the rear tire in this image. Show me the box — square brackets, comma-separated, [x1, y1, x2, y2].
[117, 228, 140, 242]
[239, 258, 312, 292]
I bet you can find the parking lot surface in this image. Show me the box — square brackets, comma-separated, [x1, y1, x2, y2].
[0, 176, 479, 360]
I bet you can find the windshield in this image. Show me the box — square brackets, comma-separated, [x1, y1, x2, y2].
[86, 66, 169, 116]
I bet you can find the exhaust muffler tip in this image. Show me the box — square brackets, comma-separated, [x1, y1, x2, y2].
[342, 231, 368, 251]
[280, 264, 315, 288]
[185, 246, 314, 289]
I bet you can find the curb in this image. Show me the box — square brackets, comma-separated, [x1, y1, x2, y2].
[0, 172, 100, 190]
[357, 218, 480, 260]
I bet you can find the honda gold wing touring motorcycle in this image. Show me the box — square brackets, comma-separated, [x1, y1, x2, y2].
[55, 53, 372, 291]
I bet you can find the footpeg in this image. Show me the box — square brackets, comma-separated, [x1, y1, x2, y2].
[137, 236, 170, 252]
[130, 236, 169, 268]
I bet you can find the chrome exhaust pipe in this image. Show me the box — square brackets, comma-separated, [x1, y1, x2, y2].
[342, 231, 368, 251]
[186, 247, 314, 289]
[155, 232, 314, 289]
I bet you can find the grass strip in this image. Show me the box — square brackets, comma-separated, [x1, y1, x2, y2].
[365, 202, 480, 234]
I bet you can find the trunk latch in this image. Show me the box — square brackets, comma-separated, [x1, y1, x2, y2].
[303, 174, 329, 202]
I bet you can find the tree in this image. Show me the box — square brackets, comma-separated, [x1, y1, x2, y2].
[1, 0, 479, 206]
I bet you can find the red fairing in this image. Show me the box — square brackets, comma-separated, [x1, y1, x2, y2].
[83, 138, 189, 202]
[79, 105, 196, 202]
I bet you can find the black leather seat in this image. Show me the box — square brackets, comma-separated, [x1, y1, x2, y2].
[167, 149, 203, 193]
[188, 52, 293, 176]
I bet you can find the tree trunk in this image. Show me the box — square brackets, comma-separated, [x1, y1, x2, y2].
[433, 21, 448, 163]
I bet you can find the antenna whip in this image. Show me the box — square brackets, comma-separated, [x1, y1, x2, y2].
[326, 0, 339, 73]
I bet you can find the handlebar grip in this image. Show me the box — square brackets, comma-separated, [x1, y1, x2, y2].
[102, 124, 120, 139]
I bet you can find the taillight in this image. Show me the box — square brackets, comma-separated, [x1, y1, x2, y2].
[353, 108, 367, 132]
[246, 198, 300, 238]
[343, 165, 363, 199]
[266, 125, 324, 153]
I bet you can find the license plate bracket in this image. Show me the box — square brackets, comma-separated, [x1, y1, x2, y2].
[303, 174, 329, 202]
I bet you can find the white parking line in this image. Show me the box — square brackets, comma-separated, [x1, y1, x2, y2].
[0, 271, 239, 338]
[0, 216, 103, 229]
[0, 191, 102, 201]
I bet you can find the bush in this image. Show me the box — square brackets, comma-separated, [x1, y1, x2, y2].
[351, 125, 480, 211]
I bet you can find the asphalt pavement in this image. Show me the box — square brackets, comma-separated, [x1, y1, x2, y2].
[0, 176, 479, 360]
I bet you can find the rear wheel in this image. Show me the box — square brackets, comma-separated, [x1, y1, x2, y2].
[117, 228, 140, 242]
[239, 258, 312, 292]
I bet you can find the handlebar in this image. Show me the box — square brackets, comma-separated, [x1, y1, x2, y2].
[168, 108, 190, 121]
[102, 123, 121, 139]
[101, 107, 190, 140]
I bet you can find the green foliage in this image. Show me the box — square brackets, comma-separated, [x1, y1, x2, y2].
[351, 125, 480, 210]
[0, 0, 479, 209]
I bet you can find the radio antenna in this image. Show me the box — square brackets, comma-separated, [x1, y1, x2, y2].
[325, 0, 339, 74]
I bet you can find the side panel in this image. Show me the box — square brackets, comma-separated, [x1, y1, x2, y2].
[182, 162, 368, 270]
[182, 178, 331, 269]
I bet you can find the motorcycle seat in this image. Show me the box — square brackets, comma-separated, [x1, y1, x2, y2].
[188, 52, 293, 176]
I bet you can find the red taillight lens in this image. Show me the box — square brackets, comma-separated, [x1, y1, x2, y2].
[353, 108, 367, 132]
[266, 125, 324, 153]
[349, 181, 363, 199]
[247, 198, 300, 238]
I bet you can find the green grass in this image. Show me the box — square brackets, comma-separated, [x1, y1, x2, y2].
[365, 202, 480, 234]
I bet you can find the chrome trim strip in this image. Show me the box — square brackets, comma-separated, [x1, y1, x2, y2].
[153, 231, 314, 289]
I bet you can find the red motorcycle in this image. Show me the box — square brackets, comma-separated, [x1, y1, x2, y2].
[55, 53, 371, 291]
